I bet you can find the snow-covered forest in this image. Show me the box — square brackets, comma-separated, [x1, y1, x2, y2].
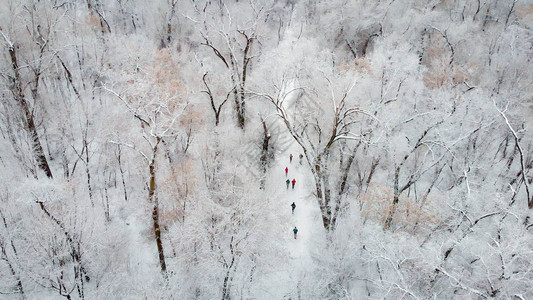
[0, 0, 532, 298]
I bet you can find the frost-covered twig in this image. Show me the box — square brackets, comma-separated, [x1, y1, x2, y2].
[494, 100, 531, 208]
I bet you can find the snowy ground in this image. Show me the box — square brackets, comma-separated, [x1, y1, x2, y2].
[249, 79, 327, 298]
[125, 207, 159, 294]
[281, 142, 323, 297]
[121, 76, 326, 297]
[249, 123, 325, 299]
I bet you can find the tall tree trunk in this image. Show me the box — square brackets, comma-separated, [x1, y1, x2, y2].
[384, 165, 401, 230]
[314, 159, 333, 230]
[148, 138, 167, 276]
[331, 149, 365, 229]
[164, 0, 178, 46]
[222, 237, 236, 300]
[237, 32, 253, 130]
[322, 173, 332, 230]
[116, 145, 128, 201]
[37, 202, 89, 296]
[222, 267, 233, 300]
[229, 59, 245, 129]
[0, 211, 25, 298]
[83, 135, 93, 206]
[8, 45, 53, 178]
[259, 117, 271, 189]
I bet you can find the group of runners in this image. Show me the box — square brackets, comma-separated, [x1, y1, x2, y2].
[285, 153, 303, 239]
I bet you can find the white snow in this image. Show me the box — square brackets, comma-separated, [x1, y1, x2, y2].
[252, 124, 325, 299]
[125, 207, 160, 293]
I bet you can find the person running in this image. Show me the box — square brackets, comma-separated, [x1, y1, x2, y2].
[290, 153, 293, 163]
[299, 153, 303, 165]
[291, 202, 296, 214]
[293, 227, 298, 239]
[286, 179, 290, 189]
[285, 167, 288, 177]
[291, 178, 296, 189]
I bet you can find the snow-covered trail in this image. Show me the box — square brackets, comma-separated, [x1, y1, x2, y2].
[262, 129, 325, 298]
[250, 82, 326, 298]
[279, 145, 315, 265]
[265, 85, 326, 296]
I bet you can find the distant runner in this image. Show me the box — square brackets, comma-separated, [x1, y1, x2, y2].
[293, 227, 298, 239]
[299, 153, 303, 165]
[285, 167, 288, 177]
[290, 153, 293, 163]
[286, 179, 290, 189]
[291, 178, 296, 189]
[291, 202, 296, 215]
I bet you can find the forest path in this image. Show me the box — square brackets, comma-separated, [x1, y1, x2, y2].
[268, 86, 325, 296]
[265, 130, 325, 298]
[125, 209, 159, 292]
[281, 145, 314, 265]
